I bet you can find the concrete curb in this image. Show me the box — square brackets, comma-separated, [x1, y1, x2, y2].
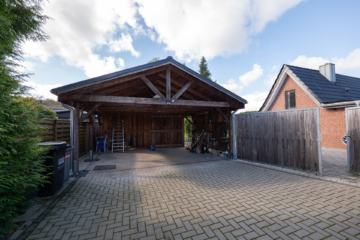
[232, 159, 360, 188]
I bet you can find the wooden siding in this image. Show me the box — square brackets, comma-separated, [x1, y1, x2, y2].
[151, 115, 184, 148]
[101, 113, 184, 149]
[236, 108, 321, 173]
[346, 107, 360, 174]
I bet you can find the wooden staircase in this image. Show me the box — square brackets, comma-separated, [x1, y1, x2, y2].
[112, 120, 125, 153]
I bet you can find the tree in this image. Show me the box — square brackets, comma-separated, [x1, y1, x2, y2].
[148, 57, 160, 63]
[184, 116, 192, 139]
[0, 0, 55, 237]
[198, 56, 212, 80]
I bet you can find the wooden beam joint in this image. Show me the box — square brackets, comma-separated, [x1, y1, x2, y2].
[79, 103, 102, 122]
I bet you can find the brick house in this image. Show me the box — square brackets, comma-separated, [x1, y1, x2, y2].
[260, 63, 360, 149]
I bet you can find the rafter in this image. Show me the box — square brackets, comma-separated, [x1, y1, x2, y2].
[140, 76, 165, 99]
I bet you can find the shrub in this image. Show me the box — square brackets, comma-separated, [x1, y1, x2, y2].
[0, 0, 52, 237]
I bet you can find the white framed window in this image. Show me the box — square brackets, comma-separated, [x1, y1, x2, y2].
[285, 90, 296, 109]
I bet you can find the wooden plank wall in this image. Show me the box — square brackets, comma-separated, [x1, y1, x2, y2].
[101, 113, 149, 149]
[236, 108, 321, 173]
[101, 113, 184, 149]
[151, 115, 184, 148]
[346, 107, 360, 174]
[79, 123, 87, 155]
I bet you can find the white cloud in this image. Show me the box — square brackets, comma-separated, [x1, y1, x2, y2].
[22, 0, 140, 78]
[264, 73, 278, 86]
[23, 0, 304, 77]
[221, 63, 263, 94]
[109, 33, 141, 57]
[290, 55, 328, 70]
[221, 79, 244, 95]
[239, 64, 263, 86]
[290, 48, 360, 74]
[136, 0, 304, 61]
[237, 91, 269, 112]
[270, 65, 278, 72]
[24, 81, 62, 100]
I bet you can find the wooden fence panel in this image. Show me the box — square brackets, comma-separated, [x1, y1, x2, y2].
[346, 107, 360, 174]
[235, 108, 322, 173]
[37, 119, 87, 155]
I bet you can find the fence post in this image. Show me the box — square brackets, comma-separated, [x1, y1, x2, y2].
[53, 120, 57, 141]
[232, 112, 237, 160]
[316, 107, 323, 175]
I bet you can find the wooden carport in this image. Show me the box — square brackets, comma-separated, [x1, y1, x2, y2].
[51, 56, 247, 173]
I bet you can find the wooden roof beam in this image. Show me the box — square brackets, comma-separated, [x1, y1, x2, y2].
[93, 79, 144, 95]
[216, 108, 229, 124]
[167, 65, 235, 102]
[154, 84, 192, 100]
[171, 81, 193, 101]
[157, 73, 211, 101]
[166, 68, 171, 100]
[154, 80, 194, 100]
[70, 95, 232, 108]
[140, 76, 165, 99]
[80, 103, 102, 122]
[62, 66, 167, 96]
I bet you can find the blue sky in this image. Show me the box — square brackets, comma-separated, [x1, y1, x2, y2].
[23, 0, 360, 111]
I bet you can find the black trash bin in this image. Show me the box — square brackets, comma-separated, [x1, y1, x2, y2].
[38, 142, 67, 197]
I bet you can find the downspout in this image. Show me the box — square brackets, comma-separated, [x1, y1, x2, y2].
[61, 103, 74, 175]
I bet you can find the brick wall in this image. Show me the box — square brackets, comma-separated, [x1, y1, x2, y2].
[268, 76, 347, 149]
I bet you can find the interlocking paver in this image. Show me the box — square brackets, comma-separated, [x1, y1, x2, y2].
[25, 148, 360, 240]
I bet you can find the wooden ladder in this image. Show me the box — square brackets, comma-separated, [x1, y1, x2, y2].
[112, 120, 125, 153]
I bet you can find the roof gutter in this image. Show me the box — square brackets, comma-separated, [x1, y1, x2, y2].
[321, 101, 360, 108]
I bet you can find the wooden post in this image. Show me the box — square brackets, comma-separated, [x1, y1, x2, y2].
[229, 110, 233, 158]
[53, 120, 57, 141]
[89, 114, 94, 154]
[182, 115, 184, 147]
[73, 103, 80, 174]
[166, 68, 171, 100]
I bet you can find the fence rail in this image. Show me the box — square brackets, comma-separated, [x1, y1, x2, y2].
[38, 119, 87, 155]
[235, 108, 322, 173]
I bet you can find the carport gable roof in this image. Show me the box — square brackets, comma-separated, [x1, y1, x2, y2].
[51, 56, 247, 104]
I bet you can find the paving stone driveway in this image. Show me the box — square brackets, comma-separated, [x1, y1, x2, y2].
[27, 149, 360, 240]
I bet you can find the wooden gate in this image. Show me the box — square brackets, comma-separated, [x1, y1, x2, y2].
[235, 108, 322, 174]
[346, 106, 360, 174]
[151, 115, 184, 148]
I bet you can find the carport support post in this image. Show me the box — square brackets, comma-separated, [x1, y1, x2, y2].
[89, 114, 94, 159]
[229, 110, 233, 158]
[232, 111, 237, 160]
[73, 103, 80, 174]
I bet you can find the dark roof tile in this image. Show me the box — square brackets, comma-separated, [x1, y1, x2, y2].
[286, 65, 360, 104]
